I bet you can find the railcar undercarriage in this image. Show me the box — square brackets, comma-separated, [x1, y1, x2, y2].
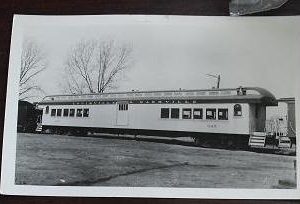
[42, 125, 250, 149]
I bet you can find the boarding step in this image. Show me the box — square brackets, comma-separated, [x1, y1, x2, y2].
[278, 136, 292, 148]
[36, 123, 42, 132]
[249, 132, 266, 147]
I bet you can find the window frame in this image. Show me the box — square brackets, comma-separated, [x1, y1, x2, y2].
[56, 109, 62, 117]
[76, 108, 83, 117]
[160, 108, 170, 119]
[206, 108, 216, 120]
[83, 108, 89, 117]
[51, 109, 56, 117]
[118, 103, 128, 111]
[69, 109, 75, 117]
[182, 108, 192, 119]
[218, 108, 228, 120]
[45, 106, 49, 114]
[193, 108, 203, 119]
[170, 108, 180, 119]
[63, 109, 69, 117]
[234, 104, 242, 116]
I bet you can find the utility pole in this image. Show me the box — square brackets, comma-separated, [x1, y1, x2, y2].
[206, 74, 221, 89]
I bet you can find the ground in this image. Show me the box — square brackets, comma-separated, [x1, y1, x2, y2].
[15, 133, 296, 188]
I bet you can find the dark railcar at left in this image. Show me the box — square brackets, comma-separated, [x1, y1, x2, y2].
[17, 100, 42, 133]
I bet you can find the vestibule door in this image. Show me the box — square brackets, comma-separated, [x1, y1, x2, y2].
[116, 103, 129, 126]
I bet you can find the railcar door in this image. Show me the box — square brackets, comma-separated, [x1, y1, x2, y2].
[116, 103, 129, 126]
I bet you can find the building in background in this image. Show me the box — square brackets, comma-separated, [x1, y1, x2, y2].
[266, 97, 296, 144]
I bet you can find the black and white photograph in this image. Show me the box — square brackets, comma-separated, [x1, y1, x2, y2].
[1, 15, 300, 198]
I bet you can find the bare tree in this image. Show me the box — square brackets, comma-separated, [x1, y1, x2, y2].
[63, 40, 132, 94]
[19, 40, 47, 100]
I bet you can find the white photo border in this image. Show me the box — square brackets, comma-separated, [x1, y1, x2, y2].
[1, 14, 300, 199]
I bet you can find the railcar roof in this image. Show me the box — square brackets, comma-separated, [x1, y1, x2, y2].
[39, 87, 277, 106]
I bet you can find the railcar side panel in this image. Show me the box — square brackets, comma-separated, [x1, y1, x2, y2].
[41, 103, 251, 135]
[42, 105, 115, 128]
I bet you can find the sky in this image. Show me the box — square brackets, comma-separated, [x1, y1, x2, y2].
[22, 15, 300, 100]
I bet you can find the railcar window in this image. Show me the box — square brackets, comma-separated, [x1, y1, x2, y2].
[193, 108, 203, 119]
[218, 109, 228, 120]
[69, 109, 75, 117]
[234, 104, 242, 116]
[63, 109, 69, 117]
[45, 106, 49, 114]
[161, 108, 170, 118]
[206, 108, 216, 120]
[57, 109, 62, 117]
[76, 109, 83, 117]
[118, 104, 128, 111]
[171, 108, 180, 119]
[83, 108, 89, 117]
[182, 108, 192, 119]
[51, 109, 56, 117]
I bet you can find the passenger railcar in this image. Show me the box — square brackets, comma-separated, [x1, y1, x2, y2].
[37, 87, 277, 147]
